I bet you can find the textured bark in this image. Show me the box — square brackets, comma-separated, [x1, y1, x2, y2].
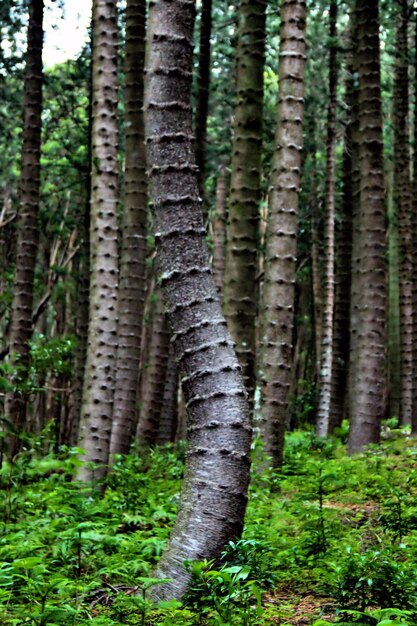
[348, 0, 386, 454]
[316, 0, 338, 437]
[257, 0, 306, 467]
[211, 164, 228, 295]
[412, 11, 417, 434]
[136, 290, 171, 446]
[5, 0, 43, 456]
[156, 343, 179, 445]
[77, 0, 119, 482]
[311, 203, 322, 373]
[393, 0, 412, 426]
[144, 0, 251, 599]
[223, 0, 266, 404]
[329, 58, 356, 431]
[195, 0, 212, 193]
[109, 0, 148, 457]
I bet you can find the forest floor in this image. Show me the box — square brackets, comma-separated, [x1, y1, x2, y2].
[2, 424, 417, 625]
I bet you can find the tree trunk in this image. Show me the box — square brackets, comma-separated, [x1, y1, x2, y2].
[348, 0, 386, 454]
[195, 0, 212, 195]
[5, 0, 43, 457]
[412, 9, 417, 435]
[393, 0, 412, 426]
[156, 344, 179, 445]
[316, 0, 338, 437]
[109, 0, 148, 458]
[144, 0, 251, 599]
[223, 0, 267, 406]
[211, 164, 228, 295]
[256, 0, 307, 468]
[76, 0, 119, 482]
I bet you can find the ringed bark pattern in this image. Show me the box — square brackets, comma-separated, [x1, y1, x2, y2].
[257, 0, 307, 467]
[110, 0, 148, 457]
[144, 0, 251, 600]
[5, 0, 43, 450]
[348, 0, 386, 454]
[77, 0, 119, 481]
[224, 0, 267, 405]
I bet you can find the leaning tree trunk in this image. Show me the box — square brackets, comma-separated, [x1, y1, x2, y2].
[348, 0, 386, 454]
[76, 0, 119, 482]
[316, 0, 338, 437]
[256, 0, 307, 468]
[5, 0, 43, 457]
[109, 0, 148, 458]
[144, 0, 251, 600]
[223, 0, 267, 406]
[393, 0, 412, 426]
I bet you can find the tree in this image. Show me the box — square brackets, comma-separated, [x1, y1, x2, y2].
[76, 0, 119, 482]
[348, 0, 386, 454]
[5, 0, 43, 456]
[257, 0, 307, 467]
[144, 0, 251, 599]
[316, 0, 338, 437]
[195, 0, 213, 195]
[223, 0, 267, 404]
[109, 0, 148, 458]
[393, 0, 412, 426]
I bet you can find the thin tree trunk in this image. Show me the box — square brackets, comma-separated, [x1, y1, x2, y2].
[316, 0, 338, 437]
[348, 0, 386, 454]
[195, 0, 212, 194]
[393, 0, 412, 426]
[76, 0, 119, 482]
[156, 344, 179, 445]
[256, 0, 307, 468]
[110, 0, 148, 458]
[412, 9, 417, 435]
[144, 0, 251, 599]
[211, 163, 228, 295]
[5, 0, 43, 457]
[223, 0, 267, 406]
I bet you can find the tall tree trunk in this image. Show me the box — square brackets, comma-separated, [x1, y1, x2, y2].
[348, 0, 386, 454]
[211, 163, 228, 295]
[76, 0, 119, 482]
[156, 344, 179, 445]
[223, 0, 267, 405]
[256, 0, 307, 468]
[412, 9, 417, 435]
[393, 0, 412, 426]
[5, 0, 43, 457]
[144, 0, 251, 599]
[316, 0, 338, 437]
[195, 0, 212, 194]
[329, 57, 356, 431]
[110, 0, 148, 458]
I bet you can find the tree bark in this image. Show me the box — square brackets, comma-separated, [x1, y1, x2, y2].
[393, 0, 412, 426]
[156, 343, 179, 445]
[348, 0, 386, 454]
[256, 0, 307, 467]
[211, 164, 228, 296]
[316, 0, 338, 437]
[144, 0, 251, 599]
[195, 0, 213, 195]
[412, 9, 417, 435]
[223, 0, 267, 406]
[109, 0, 148, 458]
[76, 0, 119, 482]
[5, 0, 43, 456]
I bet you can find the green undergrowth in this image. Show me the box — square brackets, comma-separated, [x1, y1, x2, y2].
[2, 425, 417, 625]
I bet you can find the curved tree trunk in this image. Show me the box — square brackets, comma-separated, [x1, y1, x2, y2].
[5, 0, 43, 457]
[316, 0, 338, 437]
[76, 0, 119, 482]
[144, 0, 251, 599]
[256, 0, 307, 468]
[393, 0, 412, 426]
[223, 0, 267, 406]
[109, 0, 148, 458]
[348, 0, 386, 454]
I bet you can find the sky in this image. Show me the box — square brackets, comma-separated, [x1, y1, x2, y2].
[43, 0, 92, 67]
